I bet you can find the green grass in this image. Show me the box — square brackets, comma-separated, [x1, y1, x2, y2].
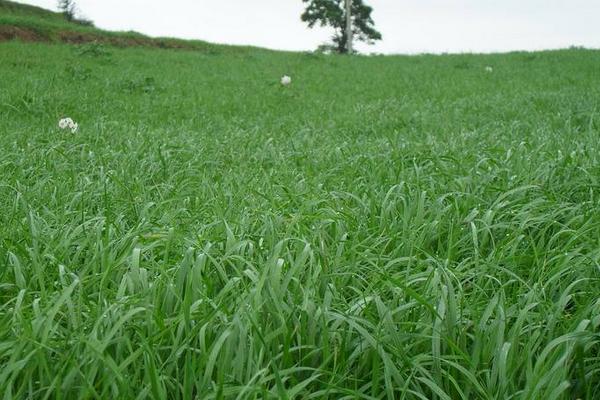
[0, 0, 65, 19]
[1, 37, 600, 399]
[0, 0, 255, 52]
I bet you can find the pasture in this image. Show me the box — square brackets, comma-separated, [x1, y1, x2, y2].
[1, 37, 600, 398]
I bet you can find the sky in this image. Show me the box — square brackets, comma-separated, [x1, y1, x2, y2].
[17, 0, 600, 54]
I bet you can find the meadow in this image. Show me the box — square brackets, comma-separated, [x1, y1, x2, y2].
[1, 30, 600, 399]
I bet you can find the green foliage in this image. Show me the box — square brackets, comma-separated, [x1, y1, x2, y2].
[301, 0, 382, 53]
[1, 39, 600, 399]
[76, 41, 111, 57]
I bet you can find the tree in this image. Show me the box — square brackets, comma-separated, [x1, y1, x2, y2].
[301, 0, 382, 54]
[58, 0, 76, 21]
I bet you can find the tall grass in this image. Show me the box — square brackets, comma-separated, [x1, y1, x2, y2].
[1, 41, 599, 399]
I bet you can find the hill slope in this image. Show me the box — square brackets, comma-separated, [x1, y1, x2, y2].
[1, 6, 600, 400]
[0, 0, 248, 52]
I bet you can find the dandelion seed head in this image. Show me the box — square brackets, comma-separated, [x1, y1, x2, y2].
[58, 117, 79, 132]
[281, 75, 292, 86]
[58, 117, 73, 129]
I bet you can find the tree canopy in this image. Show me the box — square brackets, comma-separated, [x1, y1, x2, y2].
[57, 0, 76, 21]
[301, 0, 382, 53]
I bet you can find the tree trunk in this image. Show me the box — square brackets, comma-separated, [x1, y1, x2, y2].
[345, 0, 353, 54]
[337, 33, 348, 54]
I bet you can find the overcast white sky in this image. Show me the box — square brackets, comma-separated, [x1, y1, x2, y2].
[17, 0, 600, 54]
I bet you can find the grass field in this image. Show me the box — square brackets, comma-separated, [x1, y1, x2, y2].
[1, 11, 600, 399]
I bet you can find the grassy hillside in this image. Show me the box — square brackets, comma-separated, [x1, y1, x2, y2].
[0, 0, 248, 52]
[1, 18, 600, 400]
[0, 0, 65, 19]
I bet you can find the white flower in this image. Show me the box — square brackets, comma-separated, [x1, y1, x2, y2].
[485, 66, 493, 73]
[58, 117, 79, 132]
[281, 75, 292, 86]
[58, 117, 73, 129]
